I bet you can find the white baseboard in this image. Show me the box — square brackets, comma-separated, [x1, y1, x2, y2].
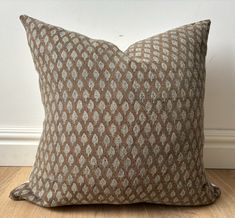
[0, 127, 235, 168]
[203, 129, 235, 169]
[0, 127, 40, 166]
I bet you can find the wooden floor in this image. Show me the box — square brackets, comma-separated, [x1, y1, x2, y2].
[0, 167, 234, 218]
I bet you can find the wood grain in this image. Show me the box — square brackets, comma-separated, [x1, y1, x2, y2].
[0, 167, 234, 218]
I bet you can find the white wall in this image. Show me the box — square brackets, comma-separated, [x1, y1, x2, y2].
[0, 0, 235, 167]
[0, 0, 235, 129]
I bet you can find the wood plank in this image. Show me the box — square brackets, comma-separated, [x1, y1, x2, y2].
[0, 167, 234, 218]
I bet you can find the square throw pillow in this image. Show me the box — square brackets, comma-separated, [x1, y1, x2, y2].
[10, 15, 220, 207]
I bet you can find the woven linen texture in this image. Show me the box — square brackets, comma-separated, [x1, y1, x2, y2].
[10, 15, 220, 207]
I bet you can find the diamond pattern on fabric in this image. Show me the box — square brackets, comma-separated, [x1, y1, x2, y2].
[9, 15, 220, 207]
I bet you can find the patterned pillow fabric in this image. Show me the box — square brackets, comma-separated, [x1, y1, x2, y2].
[10, 15, 220, 207]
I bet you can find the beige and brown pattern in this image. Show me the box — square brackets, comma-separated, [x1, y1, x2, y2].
[10, 15, 220, 207]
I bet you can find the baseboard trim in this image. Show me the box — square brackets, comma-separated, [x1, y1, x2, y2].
[203, 129, 235, 169]
[0, 127, 41, 166]
[0, 127, 235, 168]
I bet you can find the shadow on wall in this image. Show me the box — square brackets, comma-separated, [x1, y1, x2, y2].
[204, 45, 235, 129]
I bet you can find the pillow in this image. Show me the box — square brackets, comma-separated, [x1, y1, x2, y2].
[10, 15, 220, 207]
